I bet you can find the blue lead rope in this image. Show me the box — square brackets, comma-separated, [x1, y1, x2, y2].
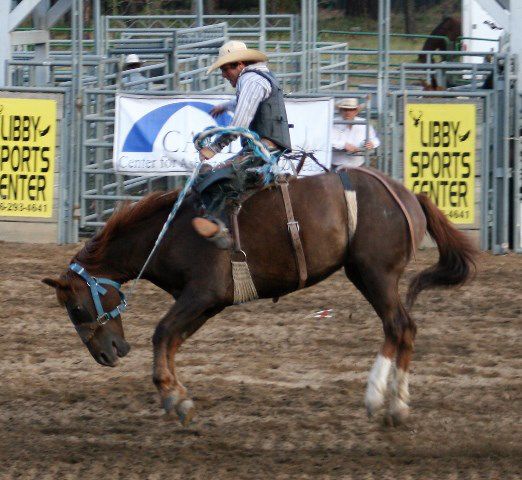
[126, 161, 203, 300]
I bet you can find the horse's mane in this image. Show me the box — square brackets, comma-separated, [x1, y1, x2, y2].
[74, 189, 181, 267]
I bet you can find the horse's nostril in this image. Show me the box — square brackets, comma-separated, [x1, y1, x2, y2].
[113, 340, 130, 357]
[100, 352, 111, 365]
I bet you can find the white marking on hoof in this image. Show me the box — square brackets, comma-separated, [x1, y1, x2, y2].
[176, 398, 195, 427]
[388, 367, 410, 425]
[365, 354, 392, 416]
[162, 391, 181, 414]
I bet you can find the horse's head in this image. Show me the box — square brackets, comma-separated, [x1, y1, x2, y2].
[42, 265, 130, 367]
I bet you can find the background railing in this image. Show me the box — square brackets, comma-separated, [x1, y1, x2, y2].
[6, 18, 520, 251]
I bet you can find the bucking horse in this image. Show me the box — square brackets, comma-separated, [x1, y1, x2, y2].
[43, 166, 476, 427]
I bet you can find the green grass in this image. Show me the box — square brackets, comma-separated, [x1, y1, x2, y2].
[314, 4, 461, 84]
[318, 0, 460, 37]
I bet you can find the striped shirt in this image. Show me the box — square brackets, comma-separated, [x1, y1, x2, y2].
[211, 63, 272, 152]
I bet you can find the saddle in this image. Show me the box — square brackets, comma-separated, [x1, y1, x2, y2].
[192, 152, 267, 216]
[193, 151, 330, 296]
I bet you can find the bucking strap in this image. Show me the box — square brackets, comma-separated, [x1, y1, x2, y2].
[338, 169, 353, 191]
[349, 166, 417, 260]
[337, 170, 358, 242]
[279, 182, 307, 289]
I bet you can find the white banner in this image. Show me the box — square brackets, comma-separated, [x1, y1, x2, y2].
[113, 94, 333, 176]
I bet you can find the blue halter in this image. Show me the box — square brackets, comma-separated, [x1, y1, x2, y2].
[69, 263, 127, 325]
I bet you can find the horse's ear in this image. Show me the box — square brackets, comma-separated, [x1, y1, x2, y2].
[42, 277, 68, 290]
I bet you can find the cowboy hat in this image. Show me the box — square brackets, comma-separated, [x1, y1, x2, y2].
[125, 54, 142, 65]
[336, 98, 363, 110]
[207, 41, 268, 74]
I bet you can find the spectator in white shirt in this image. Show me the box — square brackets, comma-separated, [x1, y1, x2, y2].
[331, 98, 380, 170]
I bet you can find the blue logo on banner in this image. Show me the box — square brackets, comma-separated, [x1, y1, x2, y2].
[122, 102, 232, 152]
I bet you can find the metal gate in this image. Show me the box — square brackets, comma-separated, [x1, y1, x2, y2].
[387, 84, 517, 253]
[388, 92, 489, 249]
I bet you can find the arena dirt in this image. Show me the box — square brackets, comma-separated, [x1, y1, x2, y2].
[0, 242, 520, 479]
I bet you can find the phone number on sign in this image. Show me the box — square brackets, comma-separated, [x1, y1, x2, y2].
[445, 209, 471, 220]
[0, 201, 49, 213]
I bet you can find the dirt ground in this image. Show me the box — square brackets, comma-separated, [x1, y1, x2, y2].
[0, 242, 520, 479]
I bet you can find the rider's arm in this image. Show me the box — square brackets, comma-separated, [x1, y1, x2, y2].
[223, 98, 237, 111]
[212, 98, 237, 116]
[208, 72, 271, 153]
[230, 73, 271, 128]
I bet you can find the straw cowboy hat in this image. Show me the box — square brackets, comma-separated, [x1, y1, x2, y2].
[336, 98, 364, 110]
[207, 41, 268, 74]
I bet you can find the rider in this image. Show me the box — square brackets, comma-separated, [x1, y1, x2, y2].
[192, 40, 292, 248]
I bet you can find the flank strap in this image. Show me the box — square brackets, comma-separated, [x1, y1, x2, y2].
[349, 166, 417, 261]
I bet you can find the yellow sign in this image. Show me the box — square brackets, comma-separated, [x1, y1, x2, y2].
[0, 98, 56, 218]
[404, 103, 475, 224]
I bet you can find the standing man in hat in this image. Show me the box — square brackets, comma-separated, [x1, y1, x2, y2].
[121, 54, 149, 91]
[331, 98, 380, 170]
[192, 40, 292, 246]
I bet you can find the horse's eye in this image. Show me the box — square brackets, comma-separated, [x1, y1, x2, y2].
[67, 304, 84, 317]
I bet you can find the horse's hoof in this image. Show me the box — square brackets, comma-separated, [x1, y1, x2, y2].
[176, 399, 195, 427]
[384, 413, 405, 427]
[162, 394, 177, 414]
[387, 404, 410, 426]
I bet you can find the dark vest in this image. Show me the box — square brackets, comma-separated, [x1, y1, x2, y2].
[246, 70, 292, 151]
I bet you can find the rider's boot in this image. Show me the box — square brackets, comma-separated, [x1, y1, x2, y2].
[192, 217, 233, 250]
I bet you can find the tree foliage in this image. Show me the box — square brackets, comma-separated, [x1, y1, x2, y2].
[86, 0, 450, 17]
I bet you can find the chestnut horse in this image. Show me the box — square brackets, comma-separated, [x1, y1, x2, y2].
[43, 169, 476, 426]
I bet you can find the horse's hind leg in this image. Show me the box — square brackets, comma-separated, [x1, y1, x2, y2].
[345, 262, 414, 423]
[388, 309, 416, 426]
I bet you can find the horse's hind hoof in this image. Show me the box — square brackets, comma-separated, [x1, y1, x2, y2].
[176, 399, 195, 427]
[384, 413, 404, 427]
[385, 406, 410, 427]
[162, 394, 176, 414]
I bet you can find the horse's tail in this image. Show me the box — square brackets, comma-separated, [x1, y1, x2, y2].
[406, 193, 477, 309]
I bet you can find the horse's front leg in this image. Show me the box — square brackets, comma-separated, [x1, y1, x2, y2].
[152, 296, 223, 424]
[164, 306, 225, 425]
